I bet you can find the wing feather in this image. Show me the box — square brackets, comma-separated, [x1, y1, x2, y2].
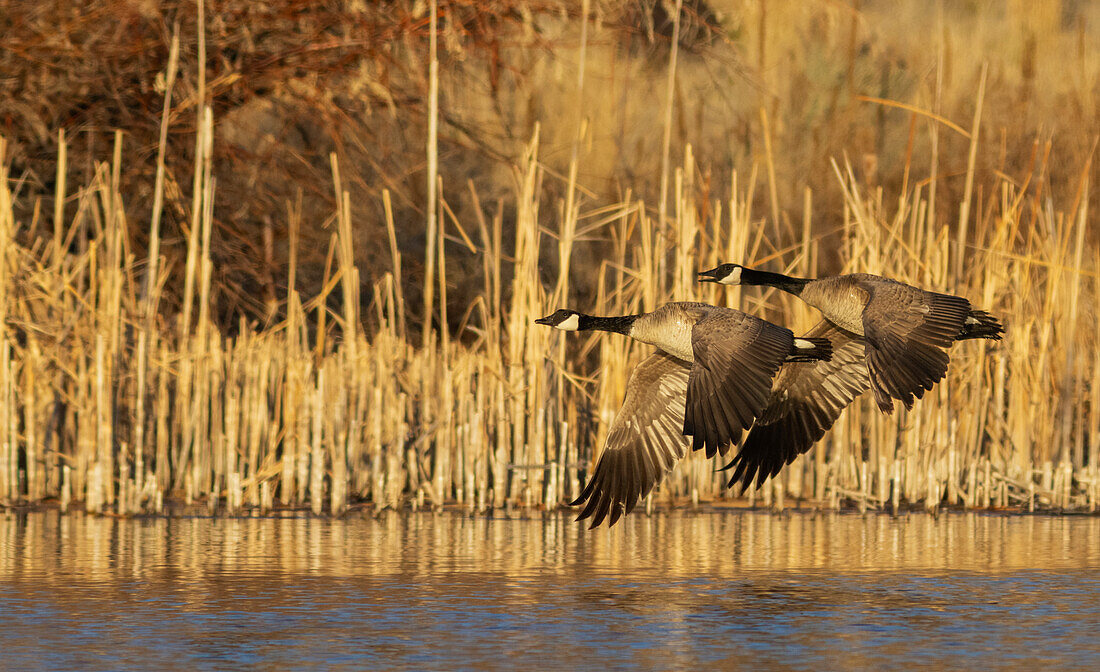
[573, 352, 692, 528]
[861, 283, 969, 413]
[684, 310, 794, 458]
[725, 321, 871, 491]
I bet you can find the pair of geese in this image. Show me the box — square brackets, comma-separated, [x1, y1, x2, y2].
[535, 264, 1004, 528]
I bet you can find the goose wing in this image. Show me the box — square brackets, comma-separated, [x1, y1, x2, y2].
[684, 309, 794, 458]
[573, 351, 692, 528]
[724, 321, 870, 491]
[860, 281, 970, 412]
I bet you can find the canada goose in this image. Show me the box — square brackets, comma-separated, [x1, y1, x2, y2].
[535, 302, 832, 527]
[698, 264, 1004, 414]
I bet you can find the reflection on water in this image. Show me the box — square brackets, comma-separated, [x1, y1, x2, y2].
[2, 511, 1099, 670]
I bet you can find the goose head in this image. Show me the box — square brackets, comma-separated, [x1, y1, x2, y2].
[698, 263, 744, 285]
[535, 309, 583, 331]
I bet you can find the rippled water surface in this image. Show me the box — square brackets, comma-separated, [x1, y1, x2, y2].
[3, 510, 1100, 670]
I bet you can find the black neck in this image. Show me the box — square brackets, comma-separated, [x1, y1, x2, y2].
[741, 268, 811, 296]
[578, 314, 640, 335]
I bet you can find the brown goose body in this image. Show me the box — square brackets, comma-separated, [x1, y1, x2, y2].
[797, 274, 876, 335]
[535, 302, 832, 527]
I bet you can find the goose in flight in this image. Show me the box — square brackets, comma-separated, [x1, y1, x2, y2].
[536, 302, 831, 527]
[698, 264, 1003, 414]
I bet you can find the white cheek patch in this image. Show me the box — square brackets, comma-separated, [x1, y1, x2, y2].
[722, 266, 742, 285]
[556, 314, 581, 331]
[794, 338, 816, 350]
[966, 316, 979, 325]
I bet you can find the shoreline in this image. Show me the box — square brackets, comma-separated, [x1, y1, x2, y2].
[4, 498, 1098, 520]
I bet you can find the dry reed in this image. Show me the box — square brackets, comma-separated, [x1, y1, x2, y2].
[0, 116, 1096, 516]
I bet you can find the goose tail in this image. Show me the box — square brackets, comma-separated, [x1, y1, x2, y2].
[957, 310, 1004, 341]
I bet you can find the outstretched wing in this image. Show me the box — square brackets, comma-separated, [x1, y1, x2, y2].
[861, 282, 969, 412]
[684, 310, 794, 458]
[573, 352, 692, 528]
[724, 321, 870, 491]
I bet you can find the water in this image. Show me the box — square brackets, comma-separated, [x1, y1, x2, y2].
[2, 510, 1100, 671]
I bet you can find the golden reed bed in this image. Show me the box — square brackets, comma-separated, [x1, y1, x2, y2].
[1, 125, 1095, 516]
